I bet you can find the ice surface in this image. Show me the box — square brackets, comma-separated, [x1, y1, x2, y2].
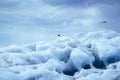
[74, 69, 120, 80]
[0, 30, 120, 80]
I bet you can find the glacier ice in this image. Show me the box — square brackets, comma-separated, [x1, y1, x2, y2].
[0, 30, 120, 80]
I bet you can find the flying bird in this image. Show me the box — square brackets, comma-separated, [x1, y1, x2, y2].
[100, 21, 107, 24]
[57, 34, 61, 37]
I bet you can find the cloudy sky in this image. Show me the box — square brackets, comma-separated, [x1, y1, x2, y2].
[0, 0, 120, 46]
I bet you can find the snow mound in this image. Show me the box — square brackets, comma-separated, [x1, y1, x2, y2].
[0, 30, 120, 80]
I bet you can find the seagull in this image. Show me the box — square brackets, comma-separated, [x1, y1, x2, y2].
[57, 34, 61, 37]
[100, 21, 107, 24]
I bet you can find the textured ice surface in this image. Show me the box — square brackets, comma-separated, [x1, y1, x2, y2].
[0, 30, 120, 80]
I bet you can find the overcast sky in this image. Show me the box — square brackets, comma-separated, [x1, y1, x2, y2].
[0, 0, 120, 46]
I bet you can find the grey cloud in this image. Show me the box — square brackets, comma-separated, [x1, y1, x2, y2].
[87, 0, 120, 5]
[42, 0, 86, 6]
[0, 14, 65, 27]
[0, 0, 21, 9]
[98, 4, 120, 19]
[0, 0, 40, 10]
[42, 0, 120, 7]
[0, 0, 120, 32]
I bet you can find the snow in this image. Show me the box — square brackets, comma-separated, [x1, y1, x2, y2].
[0, 30, 120, 80]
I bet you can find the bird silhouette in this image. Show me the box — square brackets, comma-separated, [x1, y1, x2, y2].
[57, 34, 61, 36]
[100, 21, 107, 24]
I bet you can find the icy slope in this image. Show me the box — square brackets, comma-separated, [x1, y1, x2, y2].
[0, 31, 120, 80]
